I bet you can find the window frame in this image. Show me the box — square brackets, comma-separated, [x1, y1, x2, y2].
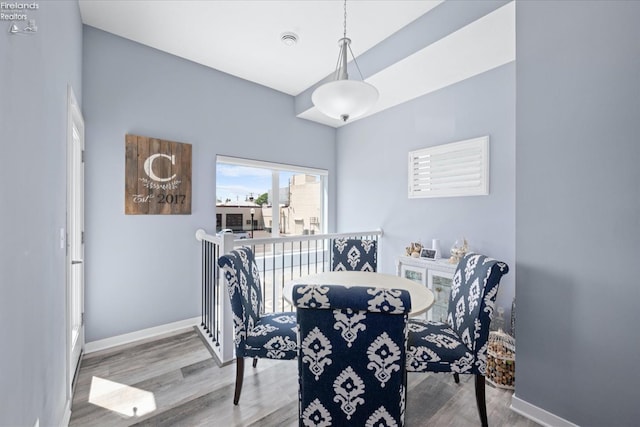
[216, 155, 329, 236]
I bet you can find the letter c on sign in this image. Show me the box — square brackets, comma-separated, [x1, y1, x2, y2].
[143, 153, 177, 182]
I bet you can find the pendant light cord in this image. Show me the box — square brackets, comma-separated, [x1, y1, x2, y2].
[344, 0, 366, 80]
[343, 0, 347, 39]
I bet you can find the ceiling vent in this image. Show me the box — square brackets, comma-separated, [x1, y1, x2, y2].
[281, 32, 299, 46]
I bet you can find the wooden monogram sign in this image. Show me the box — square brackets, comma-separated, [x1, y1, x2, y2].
[125, 134, 192, 215]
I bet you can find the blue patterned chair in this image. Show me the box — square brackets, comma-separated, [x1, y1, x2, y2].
[218, 247, 298, 405]
[331, 238, 377, 272]
[406, 253, 509, 427]
[293, 284, 411, 426]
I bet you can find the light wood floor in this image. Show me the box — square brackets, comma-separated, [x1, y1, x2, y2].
[69, 328, 538, 427]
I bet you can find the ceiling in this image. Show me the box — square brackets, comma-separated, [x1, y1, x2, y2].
[79, 1, 515, 127]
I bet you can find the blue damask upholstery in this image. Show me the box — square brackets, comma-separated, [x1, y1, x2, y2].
[293, 284, 411, 426]
[218, 247, 297, 404]
[405, 253, 509, 427]
[331, 238, 377, 272]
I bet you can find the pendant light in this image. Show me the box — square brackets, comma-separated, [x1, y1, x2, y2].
[312, 0, 378, 122]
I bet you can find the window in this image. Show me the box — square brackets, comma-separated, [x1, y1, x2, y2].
[225, 214, 243, 230]
[408, 136, 489, 198]
[216, 156, 328, 237]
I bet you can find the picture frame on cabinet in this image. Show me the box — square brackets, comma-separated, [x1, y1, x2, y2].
[420, 248, 437, 260]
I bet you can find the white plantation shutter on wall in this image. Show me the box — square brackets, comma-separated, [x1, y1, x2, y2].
[408, 136, 489, 198]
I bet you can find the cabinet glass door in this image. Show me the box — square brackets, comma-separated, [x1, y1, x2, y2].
[400, 265, 426, 286]
[428, 270, 453, 322]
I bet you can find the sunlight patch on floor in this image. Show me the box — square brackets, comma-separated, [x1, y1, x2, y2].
[88, 376, 156, 417]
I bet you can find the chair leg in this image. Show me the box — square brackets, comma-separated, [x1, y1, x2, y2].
[475, 374, 488, 427]
[253, 357, 258, 368]
[233, 357, 244, 405]
[453, 373, 460, 383]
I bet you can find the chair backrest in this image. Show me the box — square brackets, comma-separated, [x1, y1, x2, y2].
[217, 247, 263, 354]
[293, 284, 411, 426]
[331, 238, 377, 272]
[447, 253, 509, 372]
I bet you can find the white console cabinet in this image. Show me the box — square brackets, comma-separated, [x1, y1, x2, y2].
[396, 256, 457, 322]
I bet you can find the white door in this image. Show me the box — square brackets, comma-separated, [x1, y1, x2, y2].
[67, 86, 85, 393]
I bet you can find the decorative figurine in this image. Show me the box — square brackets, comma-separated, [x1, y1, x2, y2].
[406, 242, 423, 258]
[449, 238, 468, 264]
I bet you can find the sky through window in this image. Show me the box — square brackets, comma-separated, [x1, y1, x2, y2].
[216, 164, 294, 203]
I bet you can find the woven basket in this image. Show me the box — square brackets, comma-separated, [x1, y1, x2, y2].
[486, 330, 515, 389]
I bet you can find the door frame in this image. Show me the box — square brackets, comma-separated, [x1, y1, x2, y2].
[65, 85, 85, 401]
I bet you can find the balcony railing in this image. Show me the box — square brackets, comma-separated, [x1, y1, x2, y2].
[195, 228, 383, 364]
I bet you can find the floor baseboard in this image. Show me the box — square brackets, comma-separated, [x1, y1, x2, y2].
[511, 394, 579, 427]
[84, 317, 200, 354]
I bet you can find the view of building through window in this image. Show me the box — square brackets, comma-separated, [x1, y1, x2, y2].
[216, 157, 326, 238]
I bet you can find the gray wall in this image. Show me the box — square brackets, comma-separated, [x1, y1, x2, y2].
[336, 63, 516, 322]
[0, 2, 83, 426]
[82, 27, 335, 342]
[516, 1, 640, 425]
